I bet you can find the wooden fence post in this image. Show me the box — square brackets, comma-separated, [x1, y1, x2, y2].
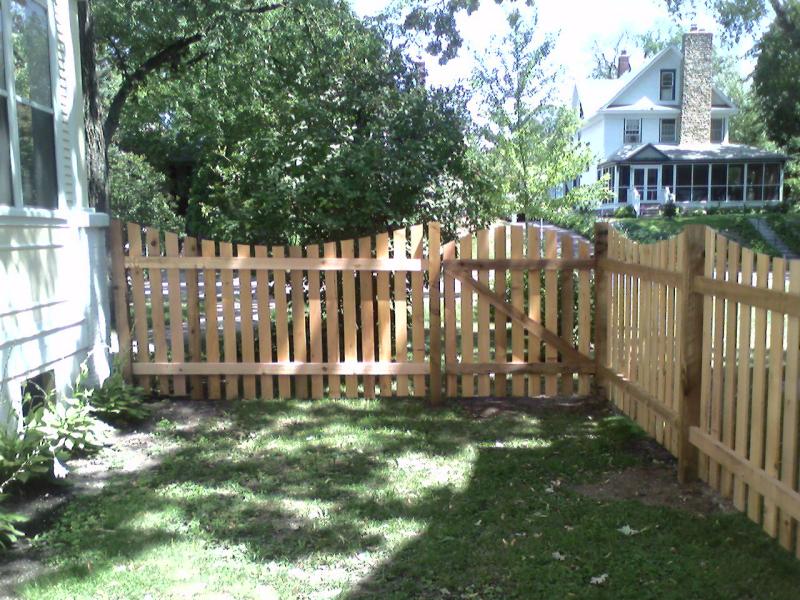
[677, 224, 707, 483]
[593, 222, 609, 397]
[428, 223, 442, 404]
[109, 220, 133, 381]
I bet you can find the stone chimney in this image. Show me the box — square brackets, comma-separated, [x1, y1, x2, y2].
[617, 50, 631, 78]
[679, 26, 713, 145]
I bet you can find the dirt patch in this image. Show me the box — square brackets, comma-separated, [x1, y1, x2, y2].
[574, 465, 736, 516]
[456, 395, 607, 419]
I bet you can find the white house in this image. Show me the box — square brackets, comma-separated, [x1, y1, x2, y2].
[572, 27, 787, 215]
[0, 0, 109, 428]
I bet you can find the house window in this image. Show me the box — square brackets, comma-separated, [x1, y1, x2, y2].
[710, 118, 725, 143]
[660, 70, 676, 101]
[0, 0, 58, 209]
[624, 119, 641, 144]
[660, 118, 677, 143]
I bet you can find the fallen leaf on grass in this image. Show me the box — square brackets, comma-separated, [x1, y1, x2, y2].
[590, 573, 608, 585]
[552, 551, 566, 561]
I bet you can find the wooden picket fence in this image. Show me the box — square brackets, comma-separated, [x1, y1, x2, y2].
[597, 223, 800, 557]
[111, 217, 800, 557]
[110, 220, 442, 402]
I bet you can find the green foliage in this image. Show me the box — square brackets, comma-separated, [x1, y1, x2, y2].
[83, 362, 149, 425]
[614, 205, 637, 219]
[472, 9, 610, 223]
[105, 0, 490, 245]
[662, 201, 678, 218]
[0, 367, 107, 548]
[0, 498, 25, 549]
[108, 146, 184, 232]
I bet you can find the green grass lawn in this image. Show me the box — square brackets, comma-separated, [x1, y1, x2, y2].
[613, 214, 779, 255]
[18, 399, 800, 599]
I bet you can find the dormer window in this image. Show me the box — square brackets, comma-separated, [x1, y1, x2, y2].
[711, 118, 725, 143]
[660, 70, 676, 101]
[624, 119, 641, 144]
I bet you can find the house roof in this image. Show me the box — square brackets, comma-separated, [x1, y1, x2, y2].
[601, 143, 788, 165]
[574, 45, 737, 122]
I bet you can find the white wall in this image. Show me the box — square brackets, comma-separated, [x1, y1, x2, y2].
[0, 211, 110, 428]
[613, 49, 682, 108]
[0, 0, 109, 429]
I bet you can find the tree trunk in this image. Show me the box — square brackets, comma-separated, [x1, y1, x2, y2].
[78, 0, 109, 213]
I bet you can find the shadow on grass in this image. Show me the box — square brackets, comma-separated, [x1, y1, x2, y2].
[20, 399, 800, 599]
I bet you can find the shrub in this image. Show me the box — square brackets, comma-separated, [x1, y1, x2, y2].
[613, 205, 636, 219]
[0, 502, 24, 549]
[0, 367, 107, 548]
[662, 202, 677, 218]
[86, 364, 149, 424]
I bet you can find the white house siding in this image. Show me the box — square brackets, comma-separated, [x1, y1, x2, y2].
[612, 50, 682, 108]
[0, 0, 109, 429]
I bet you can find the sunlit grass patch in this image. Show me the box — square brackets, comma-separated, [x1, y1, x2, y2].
[18, 399, 800, 600]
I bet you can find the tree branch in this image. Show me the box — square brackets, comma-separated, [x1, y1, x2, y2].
[102, 1, 288, 145]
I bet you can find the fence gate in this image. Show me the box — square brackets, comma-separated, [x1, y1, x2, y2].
[441, 223, 596, 398]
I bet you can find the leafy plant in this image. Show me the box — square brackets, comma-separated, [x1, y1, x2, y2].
[83, 362, 149, 424]
[0, 367, 107, 548]
[0, 498, 25, 549]
[662, 201, 677, 218]
[613, 205, 636, 218]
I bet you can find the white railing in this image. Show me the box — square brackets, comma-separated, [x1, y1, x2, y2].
[631, 188, 641, 216]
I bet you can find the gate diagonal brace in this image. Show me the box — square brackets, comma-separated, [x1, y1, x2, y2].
[446, 266, 594, 368]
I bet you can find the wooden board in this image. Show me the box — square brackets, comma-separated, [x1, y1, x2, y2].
[254, 245, 274, 399]
[747, 253, 771, 521]
[165, 232, 186, 396]
[733, 248, 754, 510]
[341, 240, 359, 397]
[781, 261, 800, 552]
[763, 257, 786, 536]
[428, 223, 442, 403]
[219, 242, 238, 400]
[183, 236, 203, 399]
[323, 242, 342, 398]
[238, 244, 256, 399]
[494, 226, 507, 397]
[272, 246, 291, 398]
[146, 228, 169, 394]
[510, 226, 524, 397]
[577, 240, 592, 396]
[289, 245, 308, 399]
[410, 225, 426, 397]
[721, 242, 741, 497]
[376, 234, 392, 396]
[527, 226, 541, 397]
[459, 234, 474, 397]
[127, 223, 150, 390]
[201, 239, 221, 399]
[307, 244, 324, 399]
[477, 229, 491, 396]
[358, 236, 376, 398]
[109, 221, 132, 380]
[393, 229, 409, 397]
[544, 229, 558, 395]
[443, 241, 457, 397]
[560, 235, 575, 396]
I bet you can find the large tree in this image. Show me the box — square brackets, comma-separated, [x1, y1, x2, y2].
[473, 9, 610, 219]
[105, 0, 497, 244]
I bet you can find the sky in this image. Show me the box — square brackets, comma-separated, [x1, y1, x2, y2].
[349, 0, 759, 101]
